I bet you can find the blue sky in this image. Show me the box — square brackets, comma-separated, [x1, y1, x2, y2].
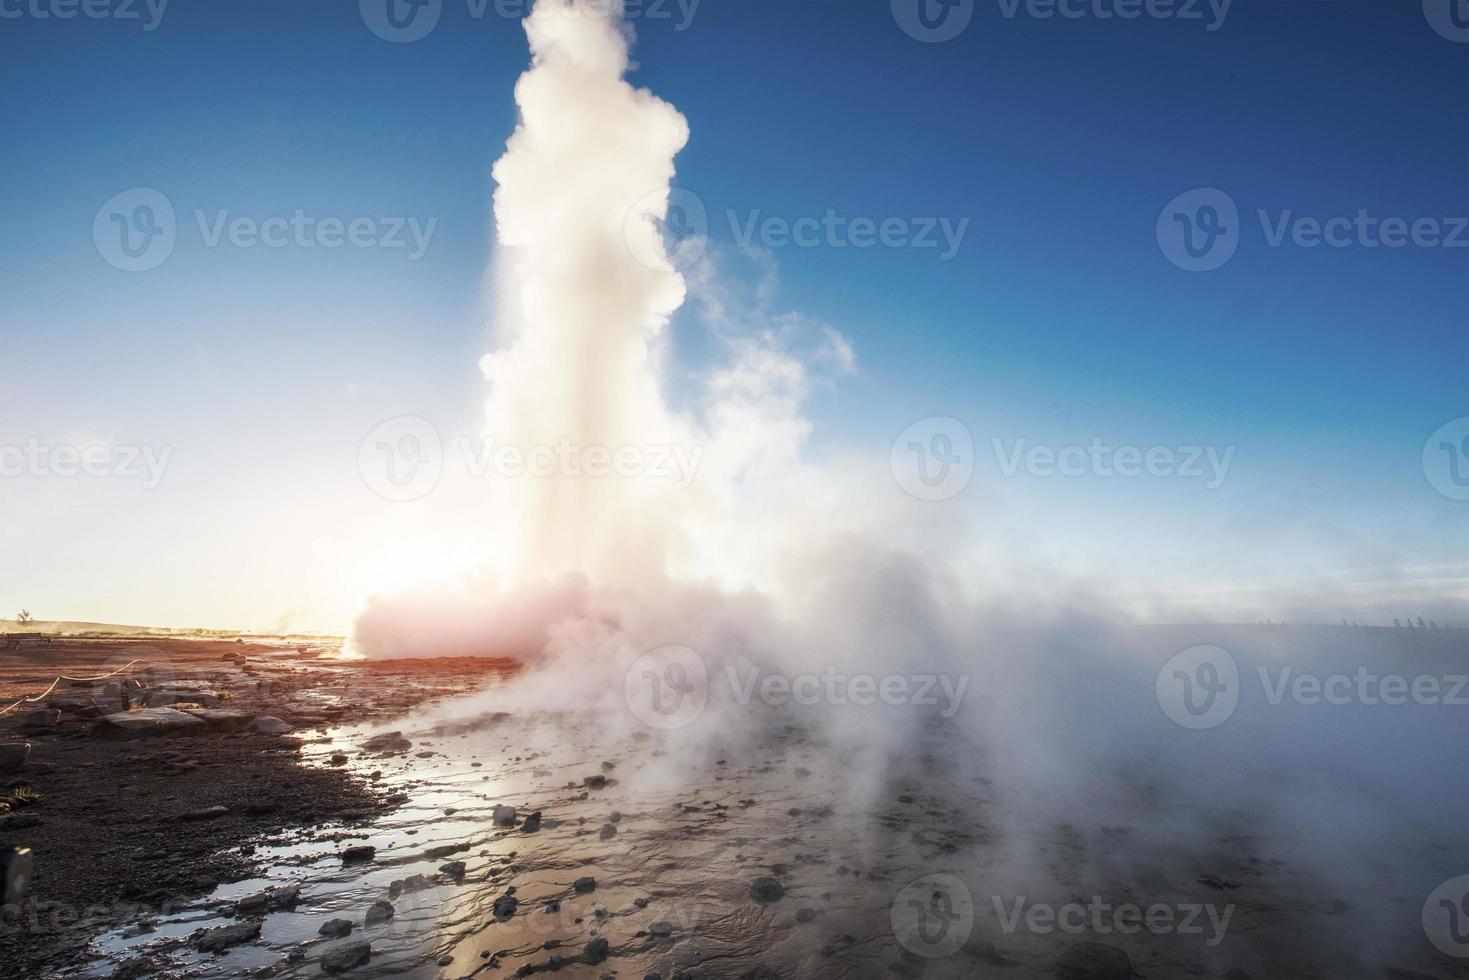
[1, 0, 1465, 630]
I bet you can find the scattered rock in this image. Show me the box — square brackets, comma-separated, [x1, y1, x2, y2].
[250, 716, 295, 735]
[1055, 941, 1134, 980]
[493, 804, 518, 827]
[364, 900, 394, 925]
[100, 708, 208, 736]
[440, 861, 466, 879]
[583, 775, 607, 789]
[319, 918, 354, 938]
[320, 941, 372, 974]
[750, 877, 785, 902]
[365, 731, 412, 754]
[194, 920, 262, 953]
[583, 937, 610, 965]
[388, 874, 430, 898]
[341, 845, 376, 864]
[494, 891, 519, 918]
[179, 805, 230, 822]
[599, 824, 617, 840]
[573, 876, 596, 894]
[329, 753, 349, 766]
[522, 811, 542, 833]
[649, 921, 674, 937]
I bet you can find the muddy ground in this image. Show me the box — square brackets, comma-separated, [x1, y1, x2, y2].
[0, 637, 513, 977]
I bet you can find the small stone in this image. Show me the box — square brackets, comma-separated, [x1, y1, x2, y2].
[320, 941, 372, 974]
[573, 876, 596, 894]
[319, 918, 354, 938]
[750, 877, 784, 902]
[649, 921, 674, 937]
[599, 824, 617, 840]
[583, 774, 607, 789]
[522, 811, 542, 833]
[493, 804, 517, 827]
[440, 861, 466, 879]
[179, 805, 230, 822]
[364, 900, 394, 925]
[250, 716, 294, 735]
[330, 753, 349, 766]
[341, 845, 376, 863]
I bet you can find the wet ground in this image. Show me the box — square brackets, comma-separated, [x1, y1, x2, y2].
[5, 631, 1468, 979]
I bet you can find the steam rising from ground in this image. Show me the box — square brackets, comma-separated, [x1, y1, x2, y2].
[350, 2, 1465, 969]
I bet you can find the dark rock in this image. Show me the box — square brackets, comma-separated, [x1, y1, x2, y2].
[320, 941, 372, 974]
[750, 877, 784, 902]
[341, 845, 376, 863]
[573, 876, 596, 894]
[493, 804, 517, 827]
[440, 860, 466, 879]
[494, 892, 519, 918]
[583, 775, 607, 789]
[599, 823, 617, 840]
[319, 918, 354, 938]
[178, 805, 230, 822]
[388, 874, 430, 898]
[364, 899, 394, 925]
[522, 810, 542, 833]
[649, 921, 674, 937]
[583, 938, 610, 964]
[194, 920, 262, 953]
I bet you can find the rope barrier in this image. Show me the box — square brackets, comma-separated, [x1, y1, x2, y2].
[0, 660, 157, 718]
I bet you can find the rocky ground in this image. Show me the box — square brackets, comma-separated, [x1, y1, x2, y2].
[0, 637, 514, 977]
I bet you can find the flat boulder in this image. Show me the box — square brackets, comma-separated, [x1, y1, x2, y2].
[100, 708, 207, 736]
[194, 920, 261, 953]
[180, 708, 256, 730]
[250, 716, 295, 735]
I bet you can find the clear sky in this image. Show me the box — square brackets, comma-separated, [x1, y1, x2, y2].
[1, 0, 1465, 631]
